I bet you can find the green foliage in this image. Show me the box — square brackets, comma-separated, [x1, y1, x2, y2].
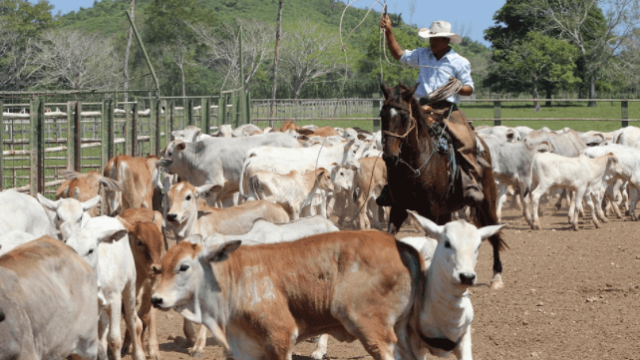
[486, 31, 580, 102]
[0, 0, 55, 37]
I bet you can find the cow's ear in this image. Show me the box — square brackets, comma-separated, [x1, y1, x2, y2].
[478, 224, 507, 240]
[82, 195, 101, 211]
[184, 234, 203, 245]
[116, 216, 135, 233]
[37, 193, 60, 211]
[196, 184, 222, 198]
[202, 240, 241, 263]
[406, 210, 445, 239]
[99, 177, 123, 192]
[175, 140, 186, 152]
[98, 228, 128, 244]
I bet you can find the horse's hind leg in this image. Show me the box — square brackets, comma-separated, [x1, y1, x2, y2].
[476, 175, 506, 290]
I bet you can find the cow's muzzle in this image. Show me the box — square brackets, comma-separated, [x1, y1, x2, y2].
[150, 296, 164, 309]
[166, 213, 178, 223]
[459, 273, 476, 286]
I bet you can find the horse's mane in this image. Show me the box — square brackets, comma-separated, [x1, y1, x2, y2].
[384, 83, 429, 133]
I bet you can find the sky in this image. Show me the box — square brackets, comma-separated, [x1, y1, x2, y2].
[47, 0, 507, 45]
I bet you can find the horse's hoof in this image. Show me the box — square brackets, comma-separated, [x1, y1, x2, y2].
[490, 280, 504, 290]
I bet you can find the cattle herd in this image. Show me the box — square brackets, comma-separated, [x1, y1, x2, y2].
[0, 119, 639, 360]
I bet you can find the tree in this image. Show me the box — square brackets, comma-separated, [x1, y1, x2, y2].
[144, 0, 215, 97]
[488, 31, 580, 110]
[0, 0, 55, 38]
[279, 20, 340, 99]
[34, 29, 121, 90]
[191, 19, 274, 92]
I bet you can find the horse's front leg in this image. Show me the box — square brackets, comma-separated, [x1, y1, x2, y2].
[387, 206, 409, 234]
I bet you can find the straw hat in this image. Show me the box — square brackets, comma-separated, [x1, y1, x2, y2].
[418, 21, 462, 44]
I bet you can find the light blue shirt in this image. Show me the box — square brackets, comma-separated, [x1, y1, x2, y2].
[399, 47, 474, 103]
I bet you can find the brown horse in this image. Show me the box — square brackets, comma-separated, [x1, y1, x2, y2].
[380, 83, 507, 289]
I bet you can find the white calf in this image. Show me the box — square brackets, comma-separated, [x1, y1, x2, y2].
[0, 190, 52, 237]
[37, 193, 101, 235]
[408, 210, 505, 360]
[528, 153, 629, 230]
[248, 168, 333, 220]
[63, 216, 146, 360]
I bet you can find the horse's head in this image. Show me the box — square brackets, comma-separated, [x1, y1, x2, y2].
[380, 83, 419, 167]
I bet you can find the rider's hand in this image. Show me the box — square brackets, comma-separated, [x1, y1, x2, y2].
[380, 14, 392, 32]
[422, 105, 433, 113]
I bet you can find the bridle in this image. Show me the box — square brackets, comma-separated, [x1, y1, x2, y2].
[381, 102, 416, 140]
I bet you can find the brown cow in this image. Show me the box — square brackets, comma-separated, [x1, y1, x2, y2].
[150, 231, 425, 359]
[103, 155, 161, 216]
[118, 208, 165, 360]
[279, 120, 339, 137]
[56, 170, 119, 217]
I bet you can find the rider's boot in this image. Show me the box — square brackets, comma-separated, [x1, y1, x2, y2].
[376, 184, 394, 207]
[461, 169, 484, 203]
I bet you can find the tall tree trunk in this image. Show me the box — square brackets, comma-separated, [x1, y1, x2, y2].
[123, 0, 135, 103]
[533, 82, 540, 112]
[269, 0, 284, 122]
[588, 74, 596, 107]
[545, 87, 552, 107]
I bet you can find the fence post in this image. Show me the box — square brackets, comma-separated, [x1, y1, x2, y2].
[149, 98, 157, 156]
[0, 98, 3, 191]
[130, 103, 137, 156]
[218, 95, 226, 126]
[231, 91, 238, 127]
[621, 100, 628, 128]
[493, 101, 502, 126]
[169, 100, 175, 135]
[163, 100, 170, 147]
[202, 98, 211, 134]
[66, 101, 75, 171]
[30, 96, 44, 196]
[153, 98, 160, 155]
[101, 99, 114, 169]
[74, 101, 81, 171]
[183, 99, 192, 127]
[245, 92, 251, 125]
[372, 96, 380, 132]
[238, 90, 247, 125]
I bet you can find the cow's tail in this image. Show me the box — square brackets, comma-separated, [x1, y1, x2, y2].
[239, 158, 251, 200]
[249, 176, 261, 201]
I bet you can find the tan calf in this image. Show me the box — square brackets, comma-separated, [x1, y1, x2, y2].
[279, 120, 339, 137]
[118, 208, 165, 360]
[354, 157, 388, 230]
[151, 231, 425, 360]
[103, 155, 161, 216]
[164, 181, 289, 356]
[165, 181, 290, 241]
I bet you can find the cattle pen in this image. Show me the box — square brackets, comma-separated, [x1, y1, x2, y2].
[1, 90, 639, 199]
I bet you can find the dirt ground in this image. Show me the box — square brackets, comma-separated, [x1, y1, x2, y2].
[125, 203, 640, 360]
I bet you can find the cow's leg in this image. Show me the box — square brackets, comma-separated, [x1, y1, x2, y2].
[310, 334, 329, 360]
[189, 325, 208, 357]
[572, 188, 587, 231]
[585, 193, 601, 228]
[531, 184, 548, 230]
[452, 325, 472, 360]
[520, 183, 533, 226]
[98, 311, 109, 355]
[496, 183, 508, 223]
[629, 185, 640, 221]
[183, 320, 198, 346]
[554, 188, 566, 211]
[106, 294, 124, 360]
[593, 189, 608, 224]
[567, 190, 577, 223]
[123, 283, 146, 360]
[138, 279, 159, 360]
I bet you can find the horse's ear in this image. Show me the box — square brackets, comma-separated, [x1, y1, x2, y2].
[381, 83, 390, 99]
[402, 83, 419, 101]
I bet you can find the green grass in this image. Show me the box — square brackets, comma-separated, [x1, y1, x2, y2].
[459, 101, 640, 132]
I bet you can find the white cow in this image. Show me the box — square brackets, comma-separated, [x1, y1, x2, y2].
[0, 190, 52, 237]
[583, 144, 640, 220]
[408, 210, 505, 360]
[63, 216, 146, 360]
[37, 193, 101, 235]
[528, 153, 629, 230]
[248, 168, 333, 220]
[158, 133, 301, 206]
[0, 237, 104, 360]
[0, 230, 37, 256]
[616, 126, 640, 147]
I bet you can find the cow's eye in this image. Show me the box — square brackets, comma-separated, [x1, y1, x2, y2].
[87, 248, 94, 255]
[179, 264, 190, 272]
[444, 240, 451, 249]
[137, 240, 143, 247]
[186, 195, 192, 201]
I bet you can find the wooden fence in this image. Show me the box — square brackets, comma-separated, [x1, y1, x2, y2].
[0, 95, 242, 198]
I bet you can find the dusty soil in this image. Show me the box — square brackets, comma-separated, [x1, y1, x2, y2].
[125, 203, 640, 360]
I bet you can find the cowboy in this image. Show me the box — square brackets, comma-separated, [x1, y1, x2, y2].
[377, 15, 485, 204]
